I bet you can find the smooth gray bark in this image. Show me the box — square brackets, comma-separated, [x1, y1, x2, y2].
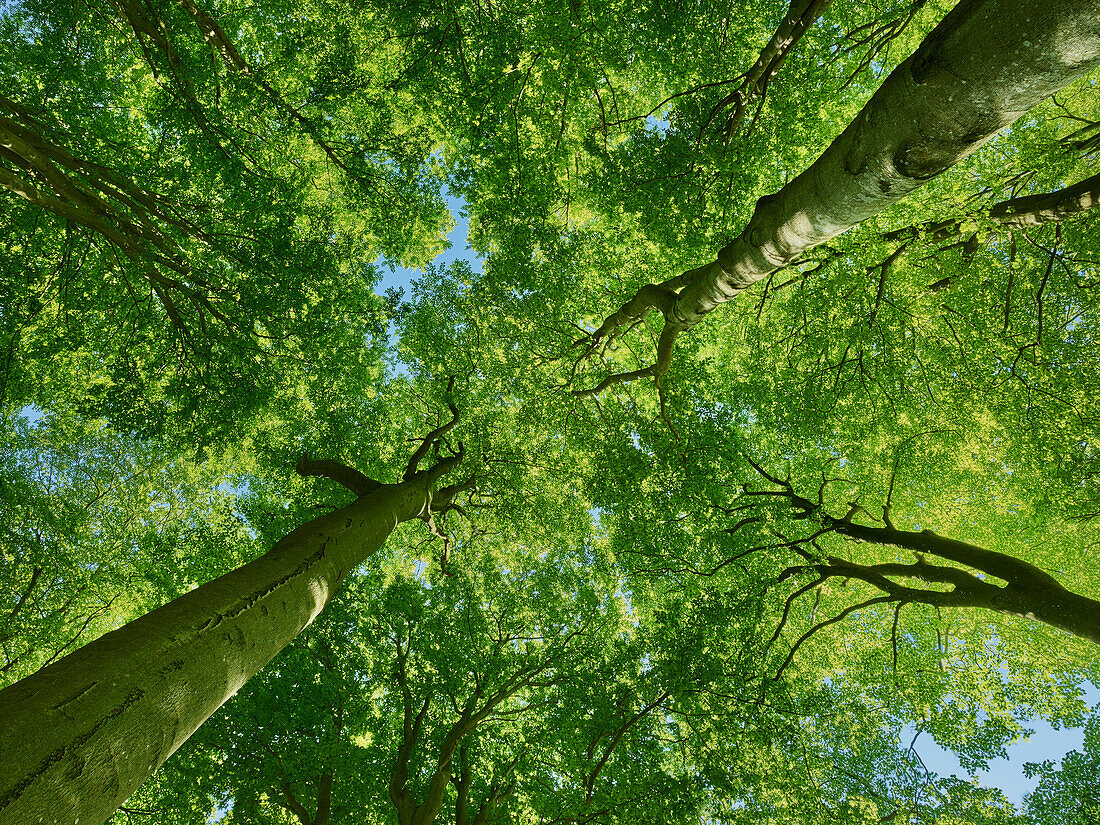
[582, 0, 1100, 391]
[678, 0, 1100, 321]
[0, 461, 457, 825]
[876, 170, 1100, 246]
[988, 171, 1100, 230]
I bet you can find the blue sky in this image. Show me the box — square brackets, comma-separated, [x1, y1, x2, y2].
[911, 681, 1099, 805]
[375, 188, 482, 300]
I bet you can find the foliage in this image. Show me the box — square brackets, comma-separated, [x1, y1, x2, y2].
[2, 0, 1100, 823]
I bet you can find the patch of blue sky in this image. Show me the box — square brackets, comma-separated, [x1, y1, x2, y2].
[17, 404, 44, 426]
[375, 188, 484, 378]
[589, 506, 604, 528]
[375, 187, 484, 299]
[209, 799, 232, 822]
[645, 113, 671, 133]
[215, 478, 252, 498]
[906, 680, 1100, 807]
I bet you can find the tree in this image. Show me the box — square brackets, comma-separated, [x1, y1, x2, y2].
[2, 0, 1100, 822]
[0, 417, 468, 825]
[0, 0, 451, 440]
[111, 541, 702, 825]
[572, 0, 1100, 393]
[0, 410, 261, 684]
[702, 0, 837, 140]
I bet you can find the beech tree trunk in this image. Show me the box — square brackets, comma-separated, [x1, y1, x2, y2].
[0, 462, 456, 825]
[582, 0, 1100, 390]
[677, 0, 1100, 323]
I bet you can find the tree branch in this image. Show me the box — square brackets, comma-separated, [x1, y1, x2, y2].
[295, 455, 381, 497]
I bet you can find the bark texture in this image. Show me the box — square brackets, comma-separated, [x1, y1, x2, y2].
[580, 0, 1100, 392]
[0, 457, 459, 825]
[680, 0, 1100, 319]
[875, 170, 1100, 246]
[987, 171, 1100, 230]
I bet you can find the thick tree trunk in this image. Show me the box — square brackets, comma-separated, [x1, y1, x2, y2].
[0, 467, 453, 825]
[582, 0, 1100, 390]
[675, 0, 1100, 324]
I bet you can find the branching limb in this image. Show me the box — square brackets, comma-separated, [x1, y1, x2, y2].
[422, 510, 456, 577]
[740, 453, 1067, 589]
[405, 377, 459, 480]
[702, 0, 835, 141]
[295, 455, 381, 497]
[737, 452, 1100, 650]
[432, 474, 479, 512]
[583, 690, 672, 802]
[878, 171, 1100, 252]
[574, 282, 681, 354]
[276, 783, 314, 825]
[3, 566, 42, 626]
[831, 0, 929, 90]
[773, 595, 896, 680]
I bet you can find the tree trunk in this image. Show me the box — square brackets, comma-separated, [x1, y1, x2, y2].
[582, 0, 1100, 390]
[677, 0, 1100, 322]
[0, 465, 455, 825]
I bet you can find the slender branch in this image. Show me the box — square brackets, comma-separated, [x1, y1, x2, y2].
[405, 378, 459, 480]
[742, 457, 1100, 646]
[4, 567, 42, 625]
[702, 0, 834, 141]
[774, 595, 896, 680]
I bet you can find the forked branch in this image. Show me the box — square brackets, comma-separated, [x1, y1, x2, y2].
[702, 0, 834, 141]
[405, 378, 460, 481]
[739, 458, 1100, 653]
